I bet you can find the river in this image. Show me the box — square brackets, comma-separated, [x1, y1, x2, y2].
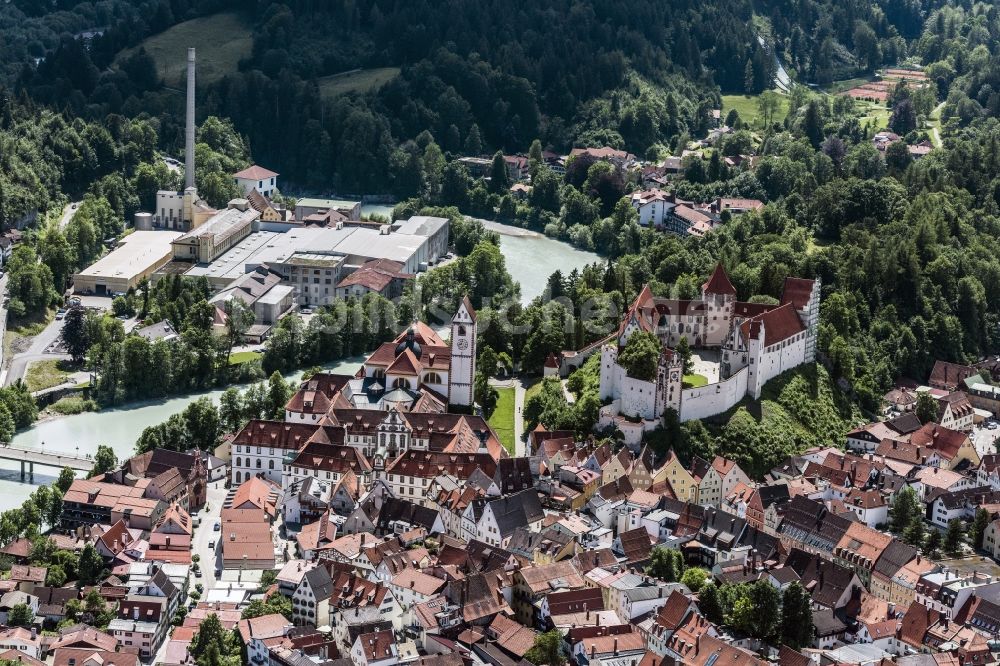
[0, 212, 599, 511]
[480, 221, 602, 302]
[370, 205, 603, 302]
[2, 357, 364, 513]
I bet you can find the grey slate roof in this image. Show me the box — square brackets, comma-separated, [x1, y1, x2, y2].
[487, 489, 544, 539]
[303, 565, 334, 602]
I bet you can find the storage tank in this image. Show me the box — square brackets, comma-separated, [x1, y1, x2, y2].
[134, 212, 153, 231]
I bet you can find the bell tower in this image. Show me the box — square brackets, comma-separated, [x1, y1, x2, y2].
[449, 295, 477, 407]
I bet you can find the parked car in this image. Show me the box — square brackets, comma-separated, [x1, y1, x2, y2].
[55, 309, 66, 320]
[213, 521, 221, 531]
[208, 540, 215, 549]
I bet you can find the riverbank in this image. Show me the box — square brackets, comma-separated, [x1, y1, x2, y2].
[479, 220, 542, 238]
[0, 356, 365, 512]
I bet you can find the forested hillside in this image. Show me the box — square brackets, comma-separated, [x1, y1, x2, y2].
[4, 0, 1000, 443]
[6, 0, 928, 191]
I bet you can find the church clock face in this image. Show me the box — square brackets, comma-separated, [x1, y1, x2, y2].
[670, 372, 679, 381]
[457, 339, 469, 351]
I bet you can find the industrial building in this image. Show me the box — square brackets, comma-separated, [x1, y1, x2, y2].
[293, 197, 362, 222]
[209, 265, 295, 341]
[179, 216, 449, 307]
[73, 231, 183, 295]
[170, 201, 260, 263]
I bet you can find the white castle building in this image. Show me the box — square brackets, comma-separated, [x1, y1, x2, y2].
[598, 264, 819, 442]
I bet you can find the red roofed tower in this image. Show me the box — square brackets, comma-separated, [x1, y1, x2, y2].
[701, 264, 736, 347]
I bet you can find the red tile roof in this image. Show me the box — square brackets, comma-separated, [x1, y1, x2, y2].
[740, 302, 805, 347]
[233, 420, 316, 450]
[702, 264, 736, 296]
[780, 277, 816, 310]
[236, 613, 292, 643]
[910, 423, 970, 460]
[233, 165, 279, 180]
[337, 259, 411, 292]
[355, 630, 395, 661]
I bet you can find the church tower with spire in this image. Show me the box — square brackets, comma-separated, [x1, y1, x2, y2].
[449, 296, 477, 407]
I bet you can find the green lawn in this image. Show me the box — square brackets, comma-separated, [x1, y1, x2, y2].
[488, 387, 516, 455]
[4, 308, 54, 360]
[858, 101, 890, 130]
[524, 378, 544, 403]
[25, 359, 72, 392]
[721, 92, 790, 128]
[228, 350, 262, 365]
[683, 373, 708, 388]
[825, 77, 873, 95]
[114, 12, 254, 87]
[317, 67, 401, 100]
[9, 307, 53, 337]
[806, 237, 833, 255]
[48, 396, 97, 415]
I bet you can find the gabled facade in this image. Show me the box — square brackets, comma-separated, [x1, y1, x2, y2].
[597, 267, 820, 438]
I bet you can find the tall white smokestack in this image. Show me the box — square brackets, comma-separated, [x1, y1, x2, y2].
[185, 47, 196, 191]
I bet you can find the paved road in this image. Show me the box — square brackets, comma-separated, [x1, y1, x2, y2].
[972, 423, 999, 460]
[191, 480, 228, 592]
[4, 316, 68, 387]
[58, 201, 82, 230]
[0, 445, 94, 471]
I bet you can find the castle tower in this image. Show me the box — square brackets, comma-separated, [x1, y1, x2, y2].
[654, 349, 683, 419]
[701, 263, 737, 347]
[449, 295, 477, 407]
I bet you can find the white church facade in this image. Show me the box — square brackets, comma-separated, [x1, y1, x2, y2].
[336, 296, 478, 412]
[597, 265, 820, 443]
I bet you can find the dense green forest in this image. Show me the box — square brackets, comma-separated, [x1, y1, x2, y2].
[3, 0, 1000, 467]
[4, 0, 931, 191]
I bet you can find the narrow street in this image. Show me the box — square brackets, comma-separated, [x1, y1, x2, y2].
[0, 274, 9, 373]
[191, 480, 228, 591]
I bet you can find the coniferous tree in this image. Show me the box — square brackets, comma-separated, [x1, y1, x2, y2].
[698, 582, 724, 624]
[904, 515, 926, 547]
[925, 529, 942, 558]
[971, 508, 991, 550]
[780, 582, 814, 649]
[489, 151, 510, 193]
[890, 486, 921, 533]
[945, 519, 965, 556]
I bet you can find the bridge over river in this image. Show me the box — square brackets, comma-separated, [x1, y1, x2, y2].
[0, 445, 94, 481]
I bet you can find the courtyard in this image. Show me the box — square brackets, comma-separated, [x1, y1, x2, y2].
[688, 349, 721, 386]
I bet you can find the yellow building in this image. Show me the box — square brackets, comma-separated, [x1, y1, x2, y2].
[73, 231, 183, 295]
[657, 450, 697, 501]
[171, 203, 259, 263]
